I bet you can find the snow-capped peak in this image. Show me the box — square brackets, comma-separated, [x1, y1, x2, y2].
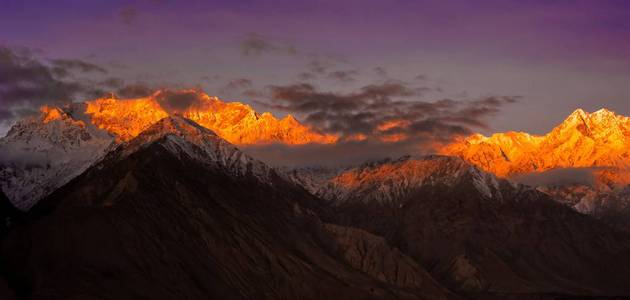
[0, 106, 114, 210]
[287, 155, 501, 205]
[119, 116, 273, 180]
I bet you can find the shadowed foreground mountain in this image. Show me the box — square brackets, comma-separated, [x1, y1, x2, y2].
[0, 117, 452, 300]
[294, 156, 630, 298]
[0, 189, 20, 300]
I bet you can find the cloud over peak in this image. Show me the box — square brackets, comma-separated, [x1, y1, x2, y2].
[264, 81, 516, 142]
[240, 33, 298, 57]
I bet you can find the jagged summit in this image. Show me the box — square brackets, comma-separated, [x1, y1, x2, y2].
[84, 90, 337, 145]
[441, 108, 630, 186]
[122, 116, 215, 153]
[0, 107, 114, 210]
[126, 115, 218, 145]
[565, 108, 588, 120]
[116, 115, 273, 180]
[291, 155, 501, 205]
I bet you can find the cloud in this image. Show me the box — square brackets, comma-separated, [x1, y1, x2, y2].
[154, 89, 204, 113]
[0, 46, 110, 122]
[119, 7, 139, 25]
[306, 58, 334, 74]
[374, 67, 387, 77]
[327, 70, 358, 82]
[242, 139, 428, 168]
[50, 59, 107, 75]
[246, 83, 516, 166]
[0, 45, 181, 128]
[115, 83, 154, 98]
[308, 60, 328, 74]
[223, 78, 253, 91]
[296, 57, 350, 80]
[201, 75, 222, 83]
[0, 147, 50, 168]
[512, 167, 600, 187]
[415, 74, 428, 81]
[260, 81, 517, 145]
[297, 72, 316, 81]
[240, 33, 297, 57]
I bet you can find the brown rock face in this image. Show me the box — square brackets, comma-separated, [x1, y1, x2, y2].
[317, 156, 630, 298]
[323, 223, 454, 299]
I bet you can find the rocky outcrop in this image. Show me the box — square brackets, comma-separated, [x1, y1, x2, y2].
[324, 223, 454, 299]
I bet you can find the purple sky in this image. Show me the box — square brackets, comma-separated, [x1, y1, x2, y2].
[2, 0, 630, 136]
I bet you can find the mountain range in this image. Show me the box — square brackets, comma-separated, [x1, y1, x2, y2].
[3, 95, 630, 299]
[441, 108, 630, 231]
[84, 90, 337, 144]
[0, 91, 334, 210]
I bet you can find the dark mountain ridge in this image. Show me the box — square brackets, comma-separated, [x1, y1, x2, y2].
[0, 117, 452, 300]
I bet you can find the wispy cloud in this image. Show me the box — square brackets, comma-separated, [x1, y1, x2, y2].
[243, 79, 518, 166]
[50, 59, 107, 76]
[223, 78, 253, 91]
[326, 69, 358, 83]
[0, 46, 109, 123]
[240, 33, 297, 57]
[261, 81, 515, 140]
[512, 167, 602, 187]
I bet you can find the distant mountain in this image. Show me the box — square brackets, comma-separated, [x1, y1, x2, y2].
[441, 108, 630, 230]
[539, 183, 630, 232]
[0, 117, 452, 300]
[85, 90, 337, 144]
[441, 108, 630, 186]
[0, 106, 114, 210]
[310, 155, 500, 205]
[290, 155, 630, 298]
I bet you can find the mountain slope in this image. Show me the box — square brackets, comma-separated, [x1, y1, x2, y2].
[0, 188, 22, 239]
[0, 117, 451, 300]
[0, 189, 19, 300]
[300, 156, 630, 298]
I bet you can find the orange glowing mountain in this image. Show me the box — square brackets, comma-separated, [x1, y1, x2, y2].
[441, 108, 630, 187]
[84, 90, 337, 145]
